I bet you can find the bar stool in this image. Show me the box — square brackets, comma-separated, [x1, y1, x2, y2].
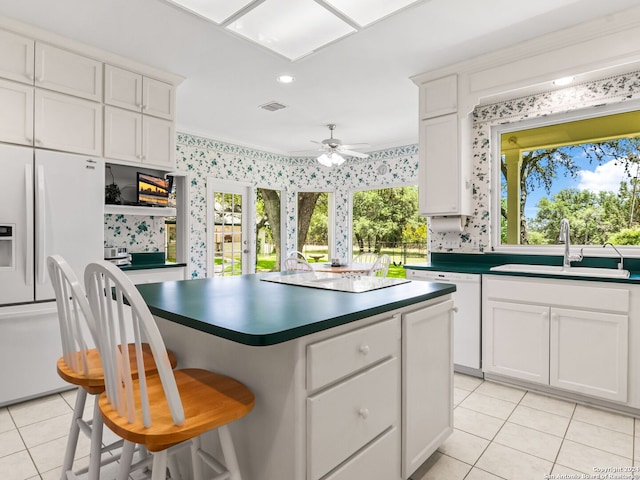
[84, 260, 255, 480]
[47, 255, 177, 480]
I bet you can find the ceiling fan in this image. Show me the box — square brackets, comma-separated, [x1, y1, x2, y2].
[312, 124, 369, 167]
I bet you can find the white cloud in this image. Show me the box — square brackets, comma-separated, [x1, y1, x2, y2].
[578, 160, 636, 193]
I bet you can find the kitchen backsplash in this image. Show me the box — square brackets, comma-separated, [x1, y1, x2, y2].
[104, 214, 166, 252]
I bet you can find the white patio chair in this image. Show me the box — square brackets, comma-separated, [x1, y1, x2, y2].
[369, 254, 391, 277]
[284, 256, 313, 271]
[353, 252, 378, 266]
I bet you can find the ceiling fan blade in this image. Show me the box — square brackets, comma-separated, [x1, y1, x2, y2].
[338, 148, 369, 159]
[339, 143, 370, 149]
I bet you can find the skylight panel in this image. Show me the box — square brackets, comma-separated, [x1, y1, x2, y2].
[323, 0, 423, 27]
[225, 0, 355, 61]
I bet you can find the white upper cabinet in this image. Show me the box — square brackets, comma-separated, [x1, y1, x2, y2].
[142, 115, 175, 168]
[35, 43, 102, 101]
[0, 78, 33, 146]
[417, 74, 472, 217]
[105, 64, 174, 120]
[142, 76, 174, 120]
[420, 74, 457, 120]
[104, 65, 142, 111]
[0, 29, 34, 84]
[34, 89, 102, 156]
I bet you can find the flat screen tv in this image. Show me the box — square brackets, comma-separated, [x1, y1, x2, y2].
[136, 172, 172, 207]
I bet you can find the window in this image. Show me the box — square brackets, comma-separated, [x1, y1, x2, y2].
[497, 108, 640, 247]
[297, 191, 333, 263]
[255, 188, 282, 272]
[351, 186, 427, 277]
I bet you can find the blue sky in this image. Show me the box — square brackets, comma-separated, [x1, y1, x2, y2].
[504, 147, 637, 219]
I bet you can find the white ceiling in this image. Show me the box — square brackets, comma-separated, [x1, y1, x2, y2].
[1, 0, 639, 155]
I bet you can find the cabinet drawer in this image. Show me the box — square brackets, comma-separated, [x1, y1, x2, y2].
[307, 317, 399, 391]
[322, 427, 399, 480]
[307, 357, 399, 480]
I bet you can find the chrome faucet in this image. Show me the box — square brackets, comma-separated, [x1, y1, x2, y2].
[558, 218, 582, 268]
[603, 242, 624, 270]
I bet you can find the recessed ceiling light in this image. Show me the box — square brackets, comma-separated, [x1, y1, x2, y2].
[553, 76, 575, 86]
[277, 75, 295, 84]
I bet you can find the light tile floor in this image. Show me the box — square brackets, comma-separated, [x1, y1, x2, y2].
[411, 373, 640, 480]
[2, 373, 639, 479]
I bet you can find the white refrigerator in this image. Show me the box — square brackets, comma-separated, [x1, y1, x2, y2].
[0, 144, 104, 406]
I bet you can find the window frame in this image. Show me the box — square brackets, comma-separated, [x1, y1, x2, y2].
[491, 99, 640, 256]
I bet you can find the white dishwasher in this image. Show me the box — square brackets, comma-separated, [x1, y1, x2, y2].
[406, 269, 482, 377]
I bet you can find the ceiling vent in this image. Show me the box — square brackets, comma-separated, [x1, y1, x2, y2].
[260, 101, 287, 112]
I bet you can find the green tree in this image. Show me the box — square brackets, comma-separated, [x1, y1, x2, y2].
[352, 187, 422, 253]
[502, 137, 640, 243]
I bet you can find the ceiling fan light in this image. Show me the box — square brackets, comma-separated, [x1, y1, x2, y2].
[331, 152, 345, 165]
[317, 152, 345, 167]
[317, 153, 333, 167]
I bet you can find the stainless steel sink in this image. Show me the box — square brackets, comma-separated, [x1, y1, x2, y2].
[489, 264, 630, 279]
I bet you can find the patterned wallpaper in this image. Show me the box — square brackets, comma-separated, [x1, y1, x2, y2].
[430, 70, 640, 254]
[103, 69, 640, 273]
[104, 136, 419, 279]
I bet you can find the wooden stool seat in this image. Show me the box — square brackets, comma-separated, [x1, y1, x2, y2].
[57, 344, 178, 394]
[99, 368, 255, 452]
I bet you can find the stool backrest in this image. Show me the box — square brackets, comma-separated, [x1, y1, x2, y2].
[284, 257, 313, 271]
[84, 260, 184, 428]
[47, 255, 97, 377]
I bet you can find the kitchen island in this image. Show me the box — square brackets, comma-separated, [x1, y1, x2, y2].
[136, 273, 456, 480]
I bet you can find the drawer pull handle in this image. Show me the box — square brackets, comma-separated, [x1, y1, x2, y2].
[359, 345, 370, 355]
[358, 408, 369, 419]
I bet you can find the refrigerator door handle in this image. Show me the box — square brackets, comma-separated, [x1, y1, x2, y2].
[25, 164, 34, 287]
[36, 164, 46, 285]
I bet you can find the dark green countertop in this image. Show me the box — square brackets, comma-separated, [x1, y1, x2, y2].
[120, 262, 186, 271]
[135, 273, 455, 346]
[405, 253, 640, 283]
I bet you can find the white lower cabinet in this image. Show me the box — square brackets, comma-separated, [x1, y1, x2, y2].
[402, 299, 454, 478]
[483, 275, 630, 404]
[307, 358, 398, 480]
[305, 298, 454, 480]
[483, 300, 549, 384]
[550, 307, 628, 402]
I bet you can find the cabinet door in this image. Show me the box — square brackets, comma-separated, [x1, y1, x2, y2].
[34, 89, 102, 156]
[142, 76, 174, 120]
[35, 43, 102, 101]
[143, 115, 175, 168]
[418, 114, 460, 216]
[104, 106, 142, 163]
[483, 300, 549, 384]
[0, 79, 33, 145]
[550, 307, 628, 402]
[0, 29, 34, 84]
[402, 299, 453, 479]
[104, 64, 142, 111]
[420, 74, 457, 119]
